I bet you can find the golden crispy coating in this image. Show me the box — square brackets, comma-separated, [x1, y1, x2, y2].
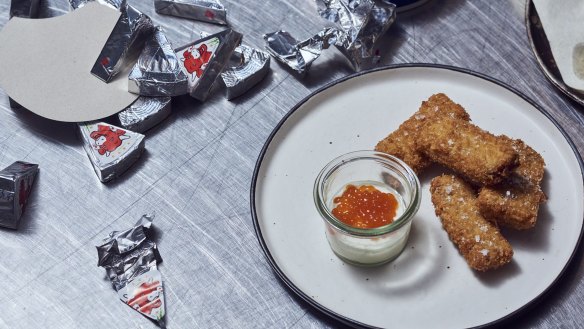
[477, 138, 547, 230]
[417, 117, 518, 186]
[430, 175, 513, 271]
[508, 138, 545, 185]
[375, 93, 470, 174]
[477, 184, 546, 230]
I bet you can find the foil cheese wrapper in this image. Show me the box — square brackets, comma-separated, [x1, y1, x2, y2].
[97, 214, 165, 324]
[221, 45, 270, 100]
[0, 161, 39, 229]
[118, 96, 172, 133]
[10, 0, 41, 18]
[175, 29, 242, 101]
[154, 0, 228, 25]
[91, 1, 154, 83]
[69, 0, 124, 10]
[128, 27, 188, 97]
[316, 0, 396, 71]
[79, 122, 145, 183]
[264, 28, 338, 75]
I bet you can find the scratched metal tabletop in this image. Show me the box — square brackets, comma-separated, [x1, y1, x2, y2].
[0, 0, 583, 328]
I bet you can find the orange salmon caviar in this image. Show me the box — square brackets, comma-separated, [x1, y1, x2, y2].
[332, 184, 399, 229]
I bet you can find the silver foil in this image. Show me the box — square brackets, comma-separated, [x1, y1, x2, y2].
[91, 0, 155, 83]
[263, 28, 338, 75]
[0, 161, 39, 229]
[97, 214, 161, 291]
[69, 0, 124, 10]
[79, 122, 145, 183]
[97, 214, 165, 324]
[154, 0, 228, 25]
[10, 0, 41, 18]
[118, 96, 172, 133]
[221, 45, 270, 100]
[128, 27, 188, 97]
[175, 29, 242, 101]
[316, 0, 396, 71]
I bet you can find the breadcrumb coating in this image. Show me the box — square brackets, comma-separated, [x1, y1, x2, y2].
[417, 117, 518, 186]
[431, 174, 513, 271]
[477, 138, 547, 230]
[375, 93, 470, 174]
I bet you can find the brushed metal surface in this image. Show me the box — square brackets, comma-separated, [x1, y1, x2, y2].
[0, 0, 582, 328]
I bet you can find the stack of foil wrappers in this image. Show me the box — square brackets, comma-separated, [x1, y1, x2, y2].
[265, 0, 396, 74]
[97, 214, 165, 325]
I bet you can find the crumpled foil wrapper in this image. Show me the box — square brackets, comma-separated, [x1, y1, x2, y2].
[91, 0, 155, 83]
[175, 29, 242, 101]
[221, 45, 270, 100]
[97, 214, 165, 325]
[155, 0, 228, 25]
[79, 122, 145, 183]
[316, 0, 396, 71]
[0, 161, 39, 229]
[264, 28, 338, 75]
[10, 0, 41, 18]
[128, 27, 188, 97]
[119, 96, 172, 133]
[69, 0, 124, 10]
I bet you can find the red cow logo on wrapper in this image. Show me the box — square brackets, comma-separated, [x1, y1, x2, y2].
[181, 43, 213, 81]
[127, 280, 163, 316]
[90, 125, 130, 157]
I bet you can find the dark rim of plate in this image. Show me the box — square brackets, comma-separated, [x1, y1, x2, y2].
[250, 63, 584, 329]
[526, 0, 584, 107]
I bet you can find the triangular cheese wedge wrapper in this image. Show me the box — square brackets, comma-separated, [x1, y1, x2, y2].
[118, 270, 165, 323]
[79, 122, 145, 182]
[0, 161, 39, 229]
[175, 28, 242, 101]
[128, 27, 188, 97]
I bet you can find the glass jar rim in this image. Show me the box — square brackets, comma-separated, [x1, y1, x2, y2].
[313, 150, 421, 237]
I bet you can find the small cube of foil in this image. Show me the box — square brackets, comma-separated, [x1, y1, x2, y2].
[91, 1, 154, 83]
[264, 28, 338, 75]
[118, 96, 172, 133]
[128, 27, 188, 97]
[97, 214, 165, 324]
[0, 161, 39, 229]
[175, 29, 242, 101]
[10, 0, 41, 18]
[79, 122, 145, 183]
[155, 0, 228, 25]
[221, 45, 270, 100]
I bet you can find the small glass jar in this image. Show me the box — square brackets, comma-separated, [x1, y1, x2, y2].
[314, 150, 421, 266]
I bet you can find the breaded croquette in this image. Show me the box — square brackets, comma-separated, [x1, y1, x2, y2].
[375, 93, 470, 174]
[431, 175, 513, 271]
[508, 138, 545, 185]
[477, 184, 546, 230]
[477, 138, 547, 230]
[417, 117, 518, 186]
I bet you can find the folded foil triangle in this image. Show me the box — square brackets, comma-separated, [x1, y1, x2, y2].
[175, 28, 242, 101]
[79, 122, 145, 182]
[128, 27, 188, 97]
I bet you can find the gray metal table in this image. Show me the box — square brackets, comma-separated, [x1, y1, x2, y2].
[0, 0, 582, 328]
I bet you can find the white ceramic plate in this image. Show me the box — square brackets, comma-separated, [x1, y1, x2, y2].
[251, 65, 584, 328]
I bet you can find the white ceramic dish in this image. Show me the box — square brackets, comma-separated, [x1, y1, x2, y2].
[251, 65, 584, 328]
